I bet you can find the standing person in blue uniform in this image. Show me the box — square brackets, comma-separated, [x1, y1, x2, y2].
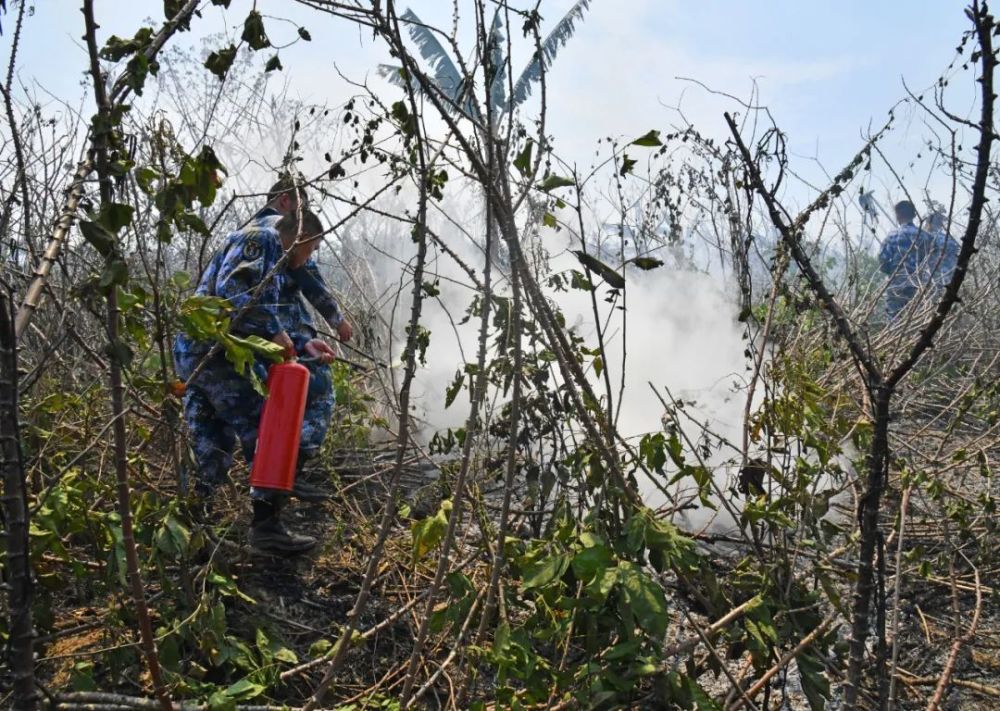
[257, 176, 353, 488]
[175, 209, 351, 554]
[878, 200, 958, 318]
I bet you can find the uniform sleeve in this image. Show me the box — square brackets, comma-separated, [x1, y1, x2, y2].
[288, 259, 344, 328]
[215, 233, 282, 338]
[878, 233, 900, 275]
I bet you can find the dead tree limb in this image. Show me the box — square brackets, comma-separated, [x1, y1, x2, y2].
[927, 564, 983, 711]
[81, 2, 171, 708]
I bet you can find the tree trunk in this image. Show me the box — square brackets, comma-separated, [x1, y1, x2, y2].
[0, 290, 38, 710]
[844, 385, 892, 708]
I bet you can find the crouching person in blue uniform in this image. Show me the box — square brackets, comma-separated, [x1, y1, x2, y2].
[174, 209, 352, 554]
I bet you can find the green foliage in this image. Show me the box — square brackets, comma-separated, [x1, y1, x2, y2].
[177, 295, 285, 394]
[631, 129, 663, 147]
[411, 499, 451, 564]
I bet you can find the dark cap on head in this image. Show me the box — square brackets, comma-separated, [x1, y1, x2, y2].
[276, 209, 323, 238]
[894, 200, 917, 222]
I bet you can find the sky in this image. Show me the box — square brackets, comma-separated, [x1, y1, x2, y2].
[6, 0, 976, 189]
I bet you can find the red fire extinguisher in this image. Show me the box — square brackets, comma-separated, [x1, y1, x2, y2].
[250, 361, 310, 491]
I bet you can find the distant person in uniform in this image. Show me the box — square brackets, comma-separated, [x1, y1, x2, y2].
[922, 211, 960, 289]
[878, 200, 958, 318]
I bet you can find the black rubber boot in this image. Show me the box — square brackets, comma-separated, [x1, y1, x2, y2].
[249, 499, 316, 554]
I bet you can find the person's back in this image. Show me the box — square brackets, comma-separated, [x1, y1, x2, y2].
[879, 200, 935, 318]
[922, 212, 960, 290]
[175, 213, 287, 379]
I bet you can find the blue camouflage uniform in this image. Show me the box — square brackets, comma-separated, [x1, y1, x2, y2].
[174, 212, 345, 498]
[878, 223, 959, 318]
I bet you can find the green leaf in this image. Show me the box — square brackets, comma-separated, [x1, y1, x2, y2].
[639, 433, 667, 473]
[298, 26, 312, 41]
[535, 174, 575, 192]
[79, 221, 116, 257]
[100, 203, 135, 232]
[308, 638, 333, 657]
[245, 335, 288, 360]
[569, 269, 594, 292]
[542, 212, 557, 228]
[241, 10, 271, 50]
[571, 544, 613, 581]
[99, 260, 130, 290]
[444, 370, 464, 408]
[513, 139, 534, 176]
[104, 339, 134, 368]
[572, 251, 625, 290]
[522, 551, 570, 590]
[618, 561, 668, 638]
[207, 691, 235, 711]
[797, 651, 831, 711]
[630, 256, 664, 270]
[265, 54, 282, 72]
[391, 100, 417, 137]
[411, 499, 451, 564]
[631, 129, 663, 147]
[205, 45, 237, 80]
[136, 166, 160, 193]
[224, 678, 265, 701]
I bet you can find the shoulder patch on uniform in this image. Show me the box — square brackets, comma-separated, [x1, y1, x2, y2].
[242, 238, 262, 261]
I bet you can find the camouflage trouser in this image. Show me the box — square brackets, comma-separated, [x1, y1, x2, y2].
[178, 355, 334, 499]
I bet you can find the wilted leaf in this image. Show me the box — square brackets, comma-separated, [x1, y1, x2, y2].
[630, 256, 664, 270]
[265, 54, 282, 72]
[572, 251, 625, 289]
[619, 154, 637, 176]
[241, 10, 270, 50]
[205, 45, 237, 80]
